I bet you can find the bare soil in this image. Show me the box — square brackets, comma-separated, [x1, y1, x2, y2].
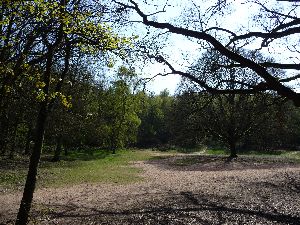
[1, 154, 300, 225]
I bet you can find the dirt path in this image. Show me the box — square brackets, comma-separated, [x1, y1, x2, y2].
[1, 155, 300, 224]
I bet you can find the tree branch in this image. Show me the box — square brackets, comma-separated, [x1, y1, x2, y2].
[150, 54, 268, 95]
[116, 0, 300, 105]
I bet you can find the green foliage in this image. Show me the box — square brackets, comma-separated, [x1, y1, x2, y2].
[43, 65, 143, 153]
[0, 0, 133, 110]
[95, 67, 142, 150]
[137, 90, 173, 147]
[0, 0, 136, 158]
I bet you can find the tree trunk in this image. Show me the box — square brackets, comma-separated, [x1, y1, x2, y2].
[229, 141, 238, 158]
[0, 135, 7, 156]
[15, 102, 48, 225]
[9, 122, 18, 159]
[52, 135, 62, 162]
[0, 114, 8, 156]
[0, 141, 6, 156]
[24, 125, 32, 155]
[64, 147, 68, 156]
[15, 44, 54, 225]
[110, 133, 116, 154]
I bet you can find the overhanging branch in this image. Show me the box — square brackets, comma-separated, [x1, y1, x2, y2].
[116, 0, 300, 106]
[150, 54, 268, 95]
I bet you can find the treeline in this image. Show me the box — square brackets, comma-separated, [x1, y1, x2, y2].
[1, 64, 300, 160]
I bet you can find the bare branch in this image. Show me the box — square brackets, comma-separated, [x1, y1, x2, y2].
[255, 0, 299, 20]
[115, 0, 300, 105]
[229, 27, 300, 46]
[204, 27, 237, 37]
[280, 74, 300, 82]
[218, 62, 300, 70]
[150, 54, 268, 95]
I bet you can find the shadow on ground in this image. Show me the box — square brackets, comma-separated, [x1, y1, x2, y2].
[148, 155, 300, 172]
[29, 190, 300, 225]
[26, 171, 300, 225]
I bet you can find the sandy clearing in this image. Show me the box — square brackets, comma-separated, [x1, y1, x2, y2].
[1, 155, 300, 224]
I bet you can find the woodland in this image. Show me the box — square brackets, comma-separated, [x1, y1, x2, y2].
[1, 0, 300, 224]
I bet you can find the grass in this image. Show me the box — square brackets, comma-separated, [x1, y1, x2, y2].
[0, 149, 154, 191]
[205, 148, 229, 155]
[205, 148, 300, 160]
[1, 147, 300, 191]
[169, 148, 300, 166]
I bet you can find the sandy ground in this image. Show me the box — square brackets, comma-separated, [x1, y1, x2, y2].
[1, 155, 300, 224]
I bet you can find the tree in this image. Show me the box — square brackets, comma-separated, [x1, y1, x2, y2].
[169, 92, 205, 148]
[99, 66, 142, 153]
[174, 48, 285, 157]
[114, 0, 300, 106]
[137, 89, 173, 147]
[44, 64, 99, 161]
[0, 1, 132, 224]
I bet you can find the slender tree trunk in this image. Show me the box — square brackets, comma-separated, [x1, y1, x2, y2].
[0, 140, 7, 156]
[109, 129, 116, 154]
[15, 13, 68, 222]
[110, 135, 116, 154]
[15, 102, 48, 225]
[0, 112, 8, 156]
[229, 141, 237, 158]
[9, 122, 18, 159]
[64, 146, 68, 156]
[15, 44, 54, 225]
[24, 124, 32, 155]
[52, 134, 62, 162]
[0, 124, 7, 156]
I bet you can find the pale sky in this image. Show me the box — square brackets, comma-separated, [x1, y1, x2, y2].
[136, 0, 253, 94]
[116, 0, 300, 95]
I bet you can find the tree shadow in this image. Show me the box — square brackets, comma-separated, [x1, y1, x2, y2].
[147, 155, 300, 172]
[0, 156, 29, 170]
[31, 190, 300, 225]
[41, 149, 112, 162]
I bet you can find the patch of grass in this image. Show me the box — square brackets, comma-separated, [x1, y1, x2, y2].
[0, 149, 154, 191]
[205, 149, 228, 155]
[203, 148, 300, 162]
[0, 170, 27, 190]
[39, 149, 154, 188]
[175, 147, 201, 154]
[280, 151, 300, 162]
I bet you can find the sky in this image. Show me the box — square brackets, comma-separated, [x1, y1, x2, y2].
[115, 0, 300, 95]
[132, 0, 249, 94]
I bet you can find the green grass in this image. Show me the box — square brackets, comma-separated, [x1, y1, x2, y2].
[280, 150, 300, 161]
[205, 148, 228, 155]
[170, 148, 300, 166]
[0, 149, 154, 191]
[203, 148, 300, 162]
[1, 148, 299, 191]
